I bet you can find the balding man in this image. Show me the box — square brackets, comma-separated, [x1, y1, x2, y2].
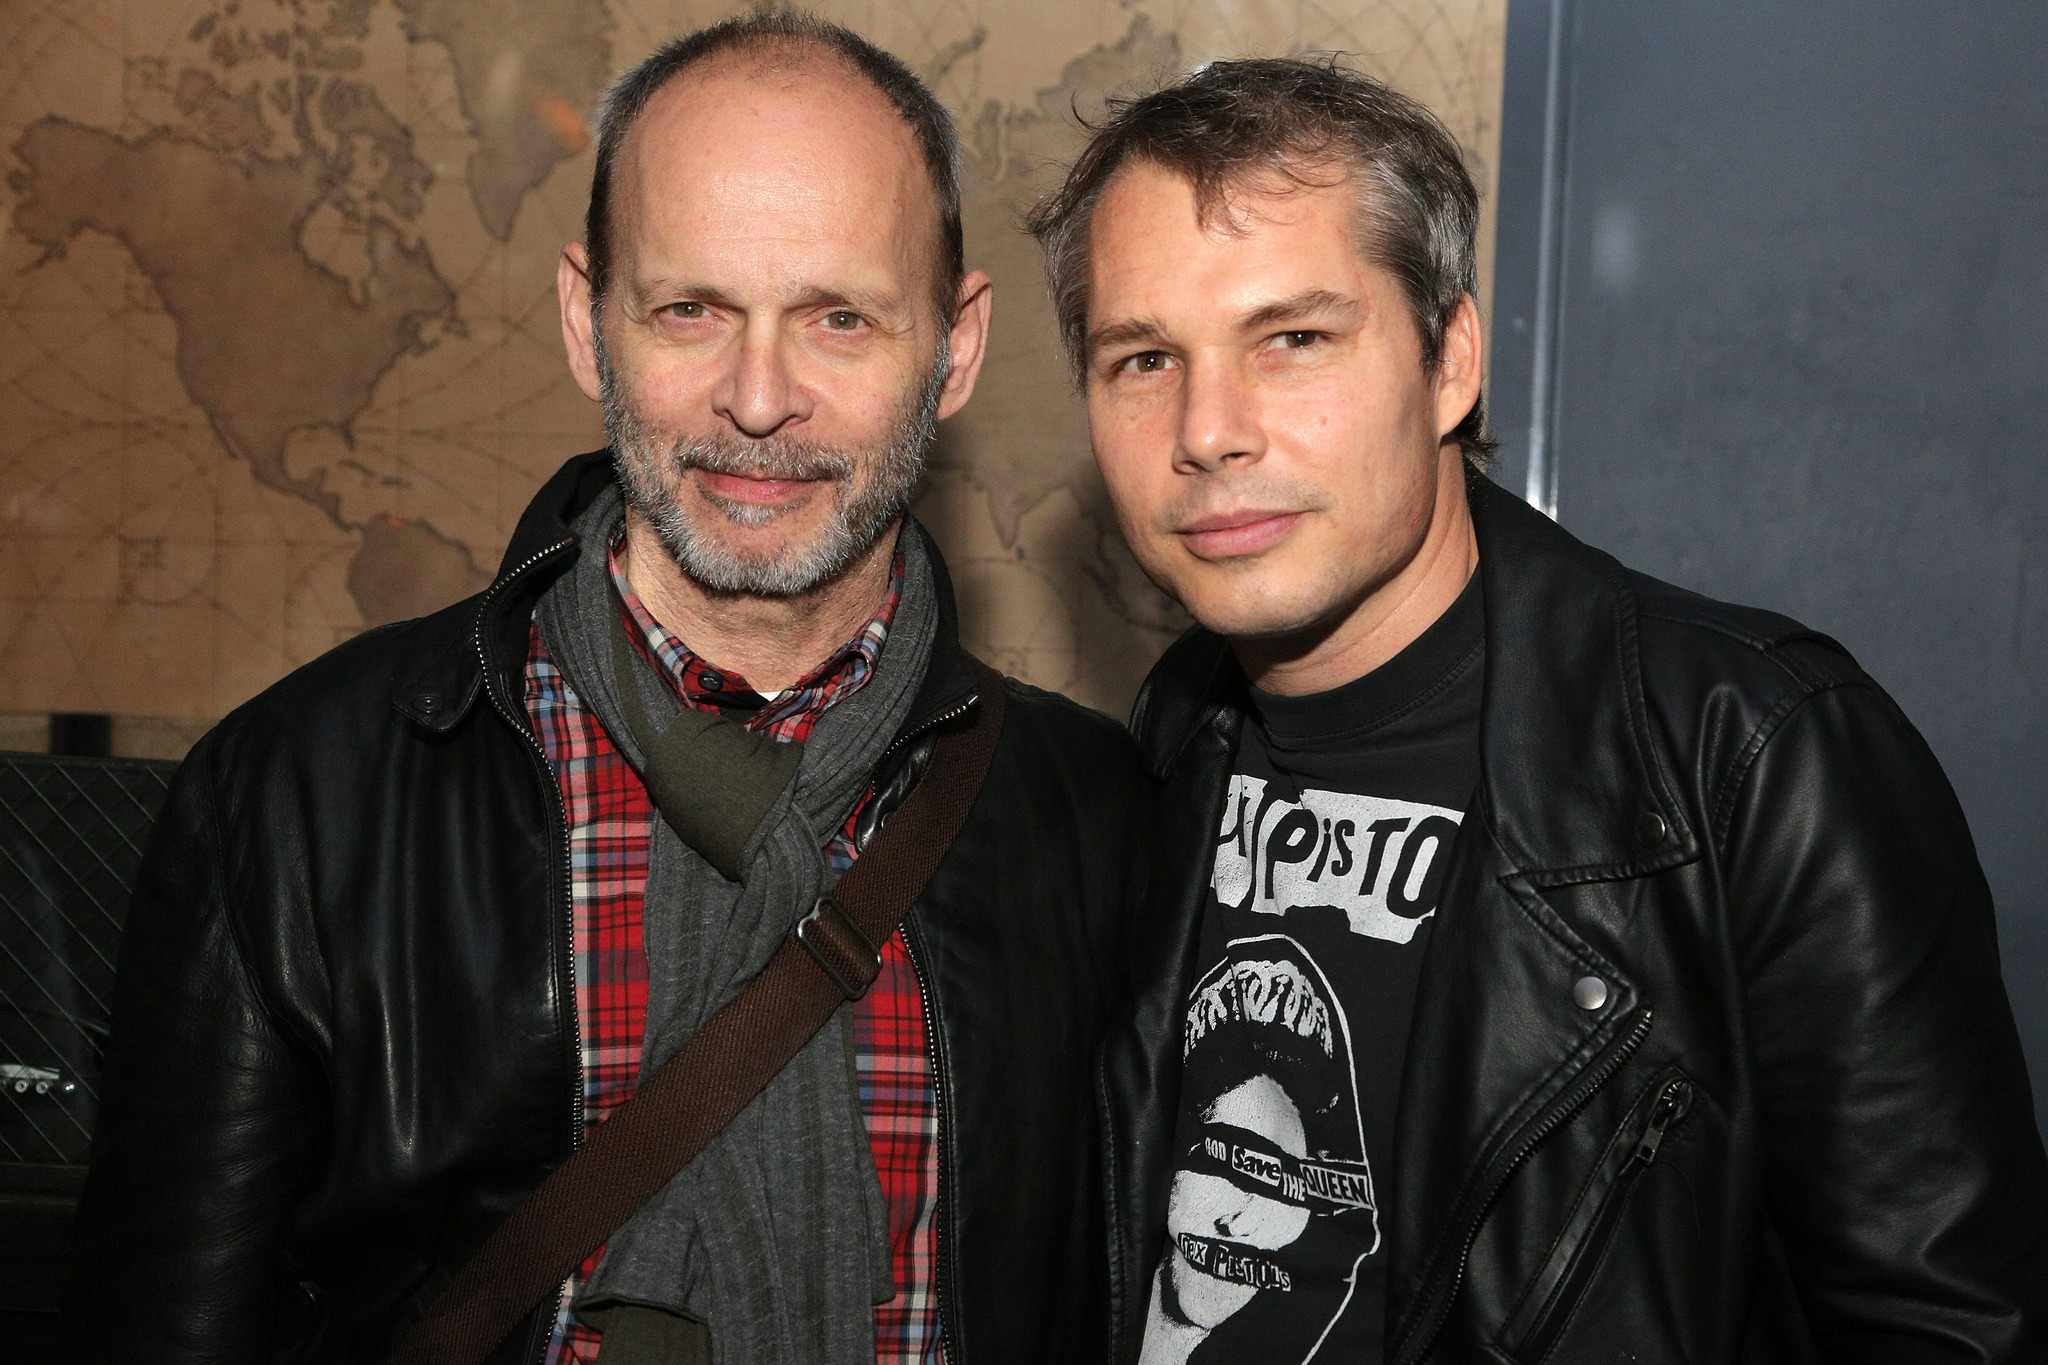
[65, 16, 1148, 1365]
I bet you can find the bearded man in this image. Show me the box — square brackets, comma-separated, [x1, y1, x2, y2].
[64, 15, 1148, 1365]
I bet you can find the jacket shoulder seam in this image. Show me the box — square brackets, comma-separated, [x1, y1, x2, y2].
[1634, 612, 1874, 800]
[1706, 676, 1873, 855]
[196, 744, 292, 1043]
[1000, 677, 1149, 761]
[1635, 603, 1857, 690]
[1000, 674, 1114, 722]
[1634, 601, 1787, 648]
[202, 729, 335, 1067]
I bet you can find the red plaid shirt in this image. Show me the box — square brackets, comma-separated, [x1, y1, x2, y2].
[525, 543, 942, 1364]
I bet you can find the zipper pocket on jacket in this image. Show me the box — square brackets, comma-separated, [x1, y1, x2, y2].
[1395, 1007, 1655, 1365]
[1503, 1072, 1696, 1362]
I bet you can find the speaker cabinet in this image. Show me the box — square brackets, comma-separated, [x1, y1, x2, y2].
[0, 752, 176, 1326]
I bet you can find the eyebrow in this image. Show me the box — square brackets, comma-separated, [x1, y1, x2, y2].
[624, 276, 736, 314]
[625, 278, 908, 323]
[1085, 316, 1170, 357]
[786, 282, 909, 322]
[1085, 288, 1365, 359]
[1236, 288, 1362, 332]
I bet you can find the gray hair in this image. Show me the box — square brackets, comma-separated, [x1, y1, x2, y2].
[1023, 56, 1495, 466]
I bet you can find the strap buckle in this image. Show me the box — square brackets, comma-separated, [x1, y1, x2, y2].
[795, 895, 882, 1001]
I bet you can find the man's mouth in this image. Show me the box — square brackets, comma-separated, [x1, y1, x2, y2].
[695, 467, 827, 508]
[1173, 508, 1305, 560]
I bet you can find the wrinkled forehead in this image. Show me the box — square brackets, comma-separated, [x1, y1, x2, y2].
[608, 54, 938, 298]
[1091, 156, 1372, 270]
[1086, 162, 1376, 313]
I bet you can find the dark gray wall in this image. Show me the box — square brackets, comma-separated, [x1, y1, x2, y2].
[1490, 0, 2048, 1129]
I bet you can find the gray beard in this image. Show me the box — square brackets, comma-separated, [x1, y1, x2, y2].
[601, 338, 947, 597]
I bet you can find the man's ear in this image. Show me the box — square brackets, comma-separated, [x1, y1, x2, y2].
[1434, 292, 1484, 442]
[559, 242, 604, 404]
[935, 269, 995, 422]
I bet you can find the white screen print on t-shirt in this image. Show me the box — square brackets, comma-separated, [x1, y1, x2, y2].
[1140, 774, 1465, 1365]
[1211, 774, 1466, 945]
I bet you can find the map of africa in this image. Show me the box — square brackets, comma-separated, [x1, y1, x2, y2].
[0, 0, 1503, 755]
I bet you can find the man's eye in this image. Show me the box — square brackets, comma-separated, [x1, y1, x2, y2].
[1278, 330, 1321, 349]
[1123, 351, 1171, 374]
[825, 310, 862, 330]
[666, 302, 707, 319]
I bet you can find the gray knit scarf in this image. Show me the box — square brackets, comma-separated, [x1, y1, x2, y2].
[533, 483, 936, 1364]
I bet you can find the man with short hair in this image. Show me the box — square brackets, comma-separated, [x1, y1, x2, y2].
[1028, 58, 2048, 1364]
[67, 16, 1147, 1364]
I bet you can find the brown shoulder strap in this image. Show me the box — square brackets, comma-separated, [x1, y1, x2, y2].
[389, 661, 1009, 1365]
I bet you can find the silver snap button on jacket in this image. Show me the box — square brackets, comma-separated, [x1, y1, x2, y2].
[1573, 975, 1609, 1011]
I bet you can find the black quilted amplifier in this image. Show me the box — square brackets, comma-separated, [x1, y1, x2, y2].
[0, 753, 176, 1167]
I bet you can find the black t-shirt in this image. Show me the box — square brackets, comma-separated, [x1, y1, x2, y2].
[1139, 574, 1484, 1365]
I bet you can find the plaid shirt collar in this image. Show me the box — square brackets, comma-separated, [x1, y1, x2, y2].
[606, 536, 905, 742]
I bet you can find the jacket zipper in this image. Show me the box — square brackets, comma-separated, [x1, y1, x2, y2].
[803, 671, 988, 1361]
[873, 686, 978, 1364]
[468, 537, 581, 1364]
[1510, 1074, 1696, 1362]
[1394, 1007, 1655, 1365]
[899, 917, 954, 1364]
[879, 691, 980, 767]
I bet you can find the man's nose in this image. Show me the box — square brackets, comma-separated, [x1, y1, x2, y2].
[1174, 356, 1267, 473]
[711, 319, 813, 438]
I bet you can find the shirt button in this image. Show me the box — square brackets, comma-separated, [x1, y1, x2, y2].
[1573, 975, 1610, 1011]
[1636, 811, 1668, 848]
[698, 672, 724, 693]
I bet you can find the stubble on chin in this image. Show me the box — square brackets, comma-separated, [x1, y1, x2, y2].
[599, 344, 948, 597]
[1138, 516, 1344, 646]
[1182, 562, 1351, 644]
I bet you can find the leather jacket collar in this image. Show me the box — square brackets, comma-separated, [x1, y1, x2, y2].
[1463, 476, 1702, 885]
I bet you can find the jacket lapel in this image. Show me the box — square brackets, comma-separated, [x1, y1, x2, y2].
[1384, 478, 1702, 1362]
[1466, 478, 1699, 885]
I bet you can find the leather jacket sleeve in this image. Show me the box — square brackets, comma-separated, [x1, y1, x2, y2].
[1724, 663, 2048, 1360]
[64, 735, 323, 1363]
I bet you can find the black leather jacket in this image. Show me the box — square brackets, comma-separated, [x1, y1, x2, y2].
[65, 453, 1152, 1365]
[1105, 475, 2048, 1364]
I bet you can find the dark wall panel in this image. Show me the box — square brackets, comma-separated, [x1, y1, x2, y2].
[1492, 1, 2048, 1126]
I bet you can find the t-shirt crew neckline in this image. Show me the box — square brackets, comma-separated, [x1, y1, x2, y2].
[1250, 569, 1484, 750]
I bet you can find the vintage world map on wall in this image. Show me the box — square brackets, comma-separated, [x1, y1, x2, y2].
[0, 0, 1503, 754]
